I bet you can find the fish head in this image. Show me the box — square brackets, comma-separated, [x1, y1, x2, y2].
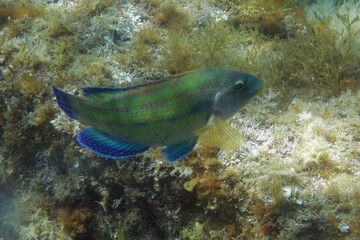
[215, 71, 266, 119]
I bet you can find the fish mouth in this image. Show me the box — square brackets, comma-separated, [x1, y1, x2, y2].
[257, 78, 266, 93]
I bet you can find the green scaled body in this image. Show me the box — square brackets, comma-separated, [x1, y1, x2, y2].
[52, 68, 265, 161]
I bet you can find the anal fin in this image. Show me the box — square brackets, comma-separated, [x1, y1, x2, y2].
[77, 128, 149, 158]
[162, 137, 198, 162]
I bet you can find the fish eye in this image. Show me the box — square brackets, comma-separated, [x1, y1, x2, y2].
[235, 80, 245, 91]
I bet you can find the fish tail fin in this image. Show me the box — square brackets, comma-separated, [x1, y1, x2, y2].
[51, 84, 79, 120]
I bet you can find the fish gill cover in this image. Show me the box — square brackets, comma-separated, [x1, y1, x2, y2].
[0, 0, 359, 239]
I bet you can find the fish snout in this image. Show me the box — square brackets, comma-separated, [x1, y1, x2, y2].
[257, 77, 266, 93]
[249, 76, 266, 95]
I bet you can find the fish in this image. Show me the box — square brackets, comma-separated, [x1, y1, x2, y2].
[52, 68, 265, 161]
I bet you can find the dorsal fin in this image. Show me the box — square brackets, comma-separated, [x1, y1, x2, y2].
[81, 70, 198, 97]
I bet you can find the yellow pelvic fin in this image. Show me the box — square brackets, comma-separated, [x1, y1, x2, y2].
[197, 116, 243, 150]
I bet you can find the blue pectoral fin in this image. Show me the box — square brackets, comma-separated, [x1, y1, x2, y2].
[162, 137, 199, 162]
[77, 128, 149, 158]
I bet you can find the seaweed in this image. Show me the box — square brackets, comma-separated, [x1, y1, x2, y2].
[81, 58, 113, 86]
[19, 208, 70, 240]
[180, 222, 206, 240]
[153, 1, 191, 30]
[39, 10, 74, 39]
[135, 26, 161, 46]
[28, 103, 58, 140]
[252, 202, 281, 236]
[0, 94, 6, 136]
[15, 72, 44, 99]
[160, 30, 197, 74]
[191, 20, 235, 68]
[159, 20, 236, 73]
[76, 0, 117, 19]
[213, 0, 304, 37]
[0, 4, 44, 26]
[57, 206, 93, 238]
[273, 1, 360, 95]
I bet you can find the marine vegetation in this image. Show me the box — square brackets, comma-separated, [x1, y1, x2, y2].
[0, 0, 359, 239]
[274, 2, 360, 94]
[212, 0, 304, 37]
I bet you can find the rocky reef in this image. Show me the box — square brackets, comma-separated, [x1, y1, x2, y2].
[0, 0, 359, 239]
